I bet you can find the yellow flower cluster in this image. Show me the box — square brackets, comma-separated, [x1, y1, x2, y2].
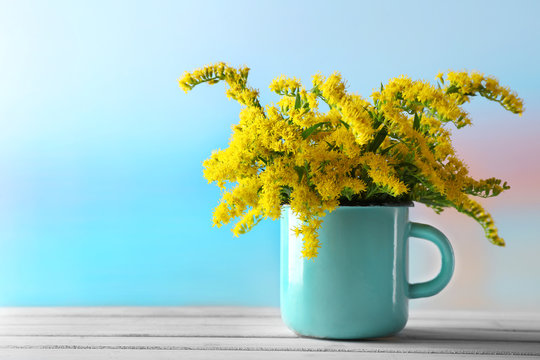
[444, 71, 524, 115]
[179, 62, 260, 107]
[179, 63, 524, 258]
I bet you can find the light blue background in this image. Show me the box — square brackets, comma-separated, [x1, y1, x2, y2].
[0, 0, 539, 307]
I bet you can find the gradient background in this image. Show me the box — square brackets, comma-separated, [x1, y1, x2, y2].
[0, 0, 539, 310]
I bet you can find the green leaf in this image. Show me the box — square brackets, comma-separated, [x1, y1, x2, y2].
[341, 187, 355, 201]
[445, 84, 459, 94]
[279, 186, 293, 204]
[379, 142, 399, 155]
[339, 119, 350, 129]
[301, 122, 330, 139]
[413, 113, 421, 131]
[280, 185, 292, 196]
[294, 92, 301, 109]
[256, 155, 268, 165]
[324, 140, 337, 151]
[294, 165, 306, 183]
[367, 126, 388, 152]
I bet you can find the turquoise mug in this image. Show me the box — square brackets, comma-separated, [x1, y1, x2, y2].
[280, 205, 454, 339]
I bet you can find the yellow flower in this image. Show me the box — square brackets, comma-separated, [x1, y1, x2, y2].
[269, 75, 302, 95]
[181, 63, 524, 258]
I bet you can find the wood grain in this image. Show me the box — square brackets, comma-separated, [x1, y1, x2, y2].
[0, 308, 538, 358]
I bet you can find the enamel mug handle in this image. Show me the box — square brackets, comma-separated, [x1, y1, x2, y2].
[407, 222, 455, 299]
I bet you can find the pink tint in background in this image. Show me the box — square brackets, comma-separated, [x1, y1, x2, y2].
[409, 109, 540, 311]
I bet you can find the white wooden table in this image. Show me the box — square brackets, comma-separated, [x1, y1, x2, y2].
[0, 307, 538, 359]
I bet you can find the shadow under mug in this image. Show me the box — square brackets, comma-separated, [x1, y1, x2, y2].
[280, 205, 454, 339]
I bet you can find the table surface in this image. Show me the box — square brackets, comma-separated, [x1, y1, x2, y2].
[0, 307, 539, 359]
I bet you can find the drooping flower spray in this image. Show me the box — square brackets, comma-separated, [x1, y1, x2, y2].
[179, 63, 524, 259]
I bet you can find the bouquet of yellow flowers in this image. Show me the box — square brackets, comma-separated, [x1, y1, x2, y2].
[179, 63, 524, 259]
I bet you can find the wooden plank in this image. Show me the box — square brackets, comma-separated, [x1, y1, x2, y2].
[0, 334, 539, 356]
[1, 315, 538, 332]
[0, 325, 295, 338]
[0, 308, 538, 356]
[1, 307, 539, 322]
[408, 318, 540, 332]
[1, 349, 532, 360]
[0, 324, 537, 341]
[0, 316, 294, 338]
[0, 313, 538, 338]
